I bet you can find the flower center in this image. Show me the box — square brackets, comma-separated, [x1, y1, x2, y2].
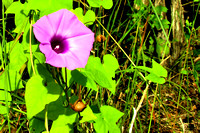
[50, 36, 68, 54]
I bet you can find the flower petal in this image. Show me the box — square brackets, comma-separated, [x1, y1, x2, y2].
[64, 33, 94, 68]
[39, 44, 53, 59]
[55, 9, 93, 38]
[46, 54, 67, 68]
[33, 16, 54, 43]
[34, 9, 95, 69]
[45, 9, 73, 35]
[67, 33, 94, 50]
[64, 53, 86, 70]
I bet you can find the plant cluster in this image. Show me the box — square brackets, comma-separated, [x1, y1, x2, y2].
[0, 0, 200, 132]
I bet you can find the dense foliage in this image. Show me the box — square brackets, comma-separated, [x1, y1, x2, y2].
[0, 0, 200, 132]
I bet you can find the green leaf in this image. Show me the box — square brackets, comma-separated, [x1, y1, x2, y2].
[103, 54, 119, 78]
[71, 8, 84, 22]
[29, 0, 72, 10]
[72, 8, 95, 25]
[136, 59, 167, 84]
[84, 10, 96, 25]
[161, 19, 170, 29]
[3, 0, 13, 9]
[154, 18, 170, 30]
[29, 118, 45, 133]
[71, 69, 97, 91]
[93, 114, 108, 133]
[34, 52, 46, 64]
[0, 68, 23, 91]
[34, 96, 67, 121]
[94, 106, 123, 133]
[6, 1, 30, 33]
[34, 61, 54, 83]
[80, 105, 97, 123]
[73, 55, 118, 93]
[25, 75, 61, 119]
[101, 106, 124, 125]
[14, 8, 28, 29]
[135, 66, 153, 73]
[180, 69, 188, 75]
[0, 90, 12, 115]
[155, 5, 168, 15]
[85, 56, 113, 92]
[152, 60, 167, 77]
[29, 0, 73, 17]
[87, 0, 113, 9]
[9, 42, 27, 71]
[62, 68, 73, 88]
[5, 1, 22, 14]
[50, 109, 77, 133]
[145, 73, 166, 84]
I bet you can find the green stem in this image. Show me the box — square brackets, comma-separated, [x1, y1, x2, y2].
[29, 13, 36, 75]
[64, 68, 69, 104]
[4, 71, 11, 133]
[2, 3, 11, 133]
[45, 105, 49, 133]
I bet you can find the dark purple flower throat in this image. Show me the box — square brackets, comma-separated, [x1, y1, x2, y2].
[50, 36, 68, 54]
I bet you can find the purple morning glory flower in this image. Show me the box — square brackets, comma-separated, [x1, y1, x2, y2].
[33, 9, 94, 70]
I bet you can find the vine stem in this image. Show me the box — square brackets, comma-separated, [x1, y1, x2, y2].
[45, 105, 49, 133]
[64, 68, 70, 105]
[2, 3, 11, 133]
[29, 15, 36, 75]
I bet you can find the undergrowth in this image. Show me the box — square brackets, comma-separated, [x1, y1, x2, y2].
[0, 0, 200, 132]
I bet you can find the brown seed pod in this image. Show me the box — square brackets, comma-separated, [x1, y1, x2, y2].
[70, 99, 87, 112]
[96, 35, 106, 42]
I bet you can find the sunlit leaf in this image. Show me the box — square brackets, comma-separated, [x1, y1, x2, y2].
[80, 105, 97, 123]
[84, 10, 96, 25]
[152, 60, 167, 78]
[145, 73, 166, 84]
[3, 0, 13, 9]
[85, 56, 113, 92]
[5, 1, 22, 14]
[0, 90, 12, 115]
[94, 106, 123, 133]
[6, 1, 29, 33]
[50, 109, 77, 133]
[87, 0, 113, 9]
[9, 42, 27, 71]
[29, 0, 73, 17]
[103, 54, 119, 78]
[71, 8, 95, 26]
[25, 75, 61, 119]
[0, 68, 23, 91]
[73, 55, 118, 93]
[136, 59, 167, 84]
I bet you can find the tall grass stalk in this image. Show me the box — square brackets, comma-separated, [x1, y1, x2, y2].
[2, 2, 11, 132]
